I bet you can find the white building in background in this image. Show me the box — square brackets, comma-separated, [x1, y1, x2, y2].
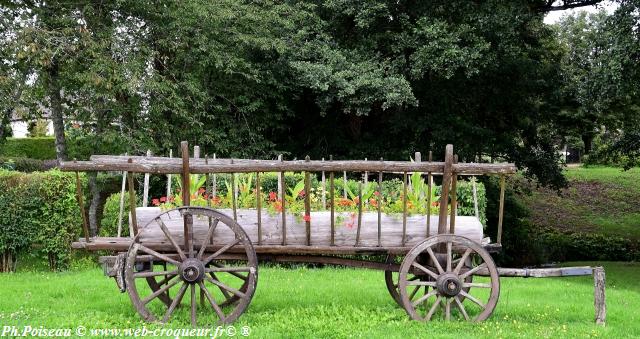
[9, 112, 54, 138]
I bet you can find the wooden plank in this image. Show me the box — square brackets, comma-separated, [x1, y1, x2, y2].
[402, 172, 408, 246]
[330, 157, 335, 246]
[304, 156, 311, 246]
[438, 145, 454, 235]
[497, 175, 505, 244]
[256, 171, 262, 245]
[75, 170, 90, 242]
[61, 157, 517, 175]
[450, 154, 458, 234]
[181, 142, 192, 256]
[142, 150, 151, 206]
[280, 166, 287, 246]
[377, 164, 382, 247]
[127, 158, 139, 236]
[594, 266, 606, 325]
[355, 181, 363, 246]
[426, 151, 432, 238]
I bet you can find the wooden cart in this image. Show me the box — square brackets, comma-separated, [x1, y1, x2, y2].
[60, 142, 605, 326]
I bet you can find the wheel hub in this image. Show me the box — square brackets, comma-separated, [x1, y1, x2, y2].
[436, 273, 462, 297]
[180, 258, 205, 283]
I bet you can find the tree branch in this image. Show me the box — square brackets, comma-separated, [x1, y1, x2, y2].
[537, 0, 605, 12]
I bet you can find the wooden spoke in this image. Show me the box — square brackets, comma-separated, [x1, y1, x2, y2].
[161, 282, 188, 323]
[198, 281, 225, 322]
[463, 282, 491, 289]
[460, 263, 487, 280]
[454, 248, 473, 274]
[454, 296, 470, 321]
[425, 295, 442, 321]
[197, 218, 220, 260]
[203, 239, 241, 264]
[445, 298, 452, 321]
[155, 218, 186, 260]
[411, 289, 437, 308]
[407, 280, 437, 287]
[209, 272, 233, 301]
[156, 273, 178, 286]
[446, 242, 452, 272]
[426, 247, 444, 274]
[134, 270, 178, 279]
[137, 244, 181, 266]
[209, 262, 248, 281]
[190, 284, 197, 327]
[142, 276, 181, 305]
[205, 275, 246, 298]
[412, 262, 439, 280]
[409, 285, 421, 300]
[458, 290, 485, 309]
[206, 266, 252, 273]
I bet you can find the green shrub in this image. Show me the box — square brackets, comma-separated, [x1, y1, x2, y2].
[100, 193, 130, 237]
[0, 170, 83, 271]
[0, 157, 57, 172]
[0, 137, 56, 159]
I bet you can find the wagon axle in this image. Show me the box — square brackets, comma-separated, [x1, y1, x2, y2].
[180, 258, 205, 283]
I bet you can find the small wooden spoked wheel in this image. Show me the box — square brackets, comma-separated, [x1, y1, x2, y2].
[124, 207, 258, 326]
[398, 234, 499, 322]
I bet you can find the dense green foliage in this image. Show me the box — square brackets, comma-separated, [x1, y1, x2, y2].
[0, 170, 82, 271]
[0, 157, 57, 172]
[0, 262, 638, 337]
[4, 1, 637, 189]
[99, 192, 131, 238]
[0, 137, 56, 159]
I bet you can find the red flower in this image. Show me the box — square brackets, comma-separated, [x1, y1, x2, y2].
[160, 196, 167, 202]
[298, 190, 306, 198]
[303, 214, 311, 222]
[374, 191, 380, 196]
[269, 192, 277, 201]
[198, 188, 205, 195]
[211, 196, 221, 205]
[152, 198, 160, 206]
[369, 198, 378, 207]
[274, 200, 283, 212]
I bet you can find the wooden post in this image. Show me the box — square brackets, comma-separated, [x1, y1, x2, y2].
[277, 154, 283, 200]
[329, 155, 335, 246]
[280, 156, 286, 246]
[212, 153, 217, 198]
[166, 149, 173, 199]
[256, 171, 262, 245]
[231, 162, 237, 221]
[74, 168, 90, 242]
[127, 158, 139, 237]
[438, 145, 454, 235]
[497, 175, 506, 244]
[377, 159, 383, 247]
[117, 153, 127, 238]
[304, 156, 311, 246]
[426, 151, 432, 238]
[355, 180, 363, 246]
[343, 171, 347, 199]
[449, 154, 458, 235]
[594, 266, 606, 325]
[142, 149, 151, 206]
[321, 158, 326, 209]
[472, 176, 479, 218]
[364, 158, 368, 188]
[402, 171, 408, 246]
[180, 141, 192, 257]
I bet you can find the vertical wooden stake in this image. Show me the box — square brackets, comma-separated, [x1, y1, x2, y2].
[329, 155, 335, 246]
[426, 151, 432, 238]
[594, 266, 606, 325]
[74, 168, 90, 242]
[355, 180, 363, 246]
[180, 141, 192, 257]
[142, 149, 151, 206]
[277, 154, 283, 200]
[343, 171, 347, 199]
[321, 158, 326, 210]
[212, 153, 217, 198]
[166, 149, 173, 199]
[117, 153, 128, 238]
[497, 175, 506, 244]
[364, 158, 368, 188]
[304, 156, 311, 246]
[438, 145, 454, 235]
[472, 176, 479, 218]
[449, 155, 458, 235]
[256, 171, 262, 245]
[231, 162, 237, 221]
[402, 171, 408, 247]
[127, 158, 139, 237]
[280, 156, 287, 246]
[377, 158, 383, 247]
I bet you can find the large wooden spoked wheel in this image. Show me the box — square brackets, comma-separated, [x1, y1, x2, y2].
[398, 234, 499, 322]
[386, 253, 474, 307]
[125, 207, 258, 326]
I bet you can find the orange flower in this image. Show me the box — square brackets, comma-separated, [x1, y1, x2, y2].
[369, 198, 378, 207]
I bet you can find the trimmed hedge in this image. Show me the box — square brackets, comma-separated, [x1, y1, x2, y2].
[0, 137, 56, 159]
[0, 157, 58, 172]
[0, 170, 83, 271]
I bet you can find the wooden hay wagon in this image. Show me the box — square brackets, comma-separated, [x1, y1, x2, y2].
[60, 142, 606, 326]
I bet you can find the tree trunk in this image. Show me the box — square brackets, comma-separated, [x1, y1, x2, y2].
[47, 60, 67, 161]
[582, 133, 594, 155]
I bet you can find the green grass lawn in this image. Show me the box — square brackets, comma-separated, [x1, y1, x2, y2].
[522, 166, 640, 239]
[0, 262, 638, 338]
